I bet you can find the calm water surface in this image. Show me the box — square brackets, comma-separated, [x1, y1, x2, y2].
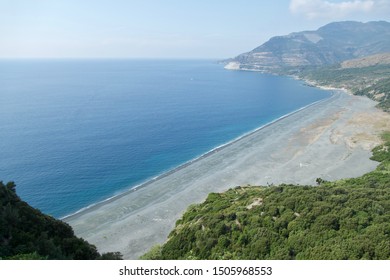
[0, 60, 330, 217]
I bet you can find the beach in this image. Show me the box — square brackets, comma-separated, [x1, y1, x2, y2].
[65, 90, 390, 259]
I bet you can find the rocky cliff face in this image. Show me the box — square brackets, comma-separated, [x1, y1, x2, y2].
[227, 21, 390, 72]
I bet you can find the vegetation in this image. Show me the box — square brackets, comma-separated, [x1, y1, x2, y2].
[0, 182, 122, 260]
[143, 132, 390, 260]
[355, 77, 390, 112]
[297, 63, 390, 112]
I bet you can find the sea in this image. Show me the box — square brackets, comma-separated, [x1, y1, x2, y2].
[0, 59, 331, 218]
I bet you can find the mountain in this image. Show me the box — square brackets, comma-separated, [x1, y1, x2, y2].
[226, 21, 390, 72]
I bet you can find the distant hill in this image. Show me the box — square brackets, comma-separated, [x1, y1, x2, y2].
[225, 21, 390, 111]
[299, 53, 390, 112]
[227, 21, 390, 72]
[340, 53, 390, 69]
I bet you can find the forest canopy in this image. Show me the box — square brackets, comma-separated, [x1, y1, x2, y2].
[0, 181, 122, 260]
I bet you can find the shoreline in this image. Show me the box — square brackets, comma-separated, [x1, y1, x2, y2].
[65, 86, 388, 259]
[62, 91, 334, 221]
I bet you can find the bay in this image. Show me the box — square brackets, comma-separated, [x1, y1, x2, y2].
[0, 59, 330, 217]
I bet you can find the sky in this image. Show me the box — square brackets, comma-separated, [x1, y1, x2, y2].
[1, 0, 390, 59]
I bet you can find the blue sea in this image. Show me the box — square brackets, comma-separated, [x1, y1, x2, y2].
[0, 59, 330, 218]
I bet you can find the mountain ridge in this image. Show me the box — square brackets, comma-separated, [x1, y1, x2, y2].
[227, 21, 390, 72]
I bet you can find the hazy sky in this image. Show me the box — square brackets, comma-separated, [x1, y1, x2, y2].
[1, 0, 390, 59]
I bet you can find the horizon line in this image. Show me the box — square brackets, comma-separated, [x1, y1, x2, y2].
[0, 56, 228, 61]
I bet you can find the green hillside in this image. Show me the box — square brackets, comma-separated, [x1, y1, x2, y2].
[142, 133, 390, 260]
[0, 182, 122, 260]
[299, 61, 390, 112]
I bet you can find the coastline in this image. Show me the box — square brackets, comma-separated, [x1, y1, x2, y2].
[62, 92, 333, 221]
[65, 87, 390, 259]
